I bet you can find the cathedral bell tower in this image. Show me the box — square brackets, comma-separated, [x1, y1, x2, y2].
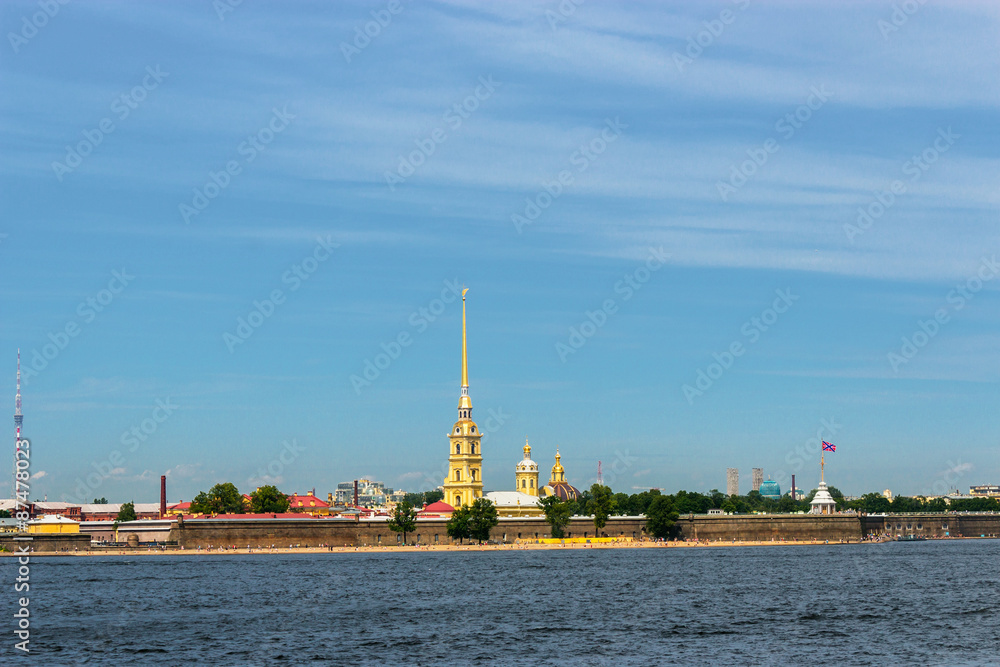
[515, 438, 539, 496]
[442, 289, 483, 509]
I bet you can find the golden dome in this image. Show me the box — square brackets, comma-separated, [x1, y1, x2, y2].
[516, 438, 537, 473]
[550, 449, 566, 484]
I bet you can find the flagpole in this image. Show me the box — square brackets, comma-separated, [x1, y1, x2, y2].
[821, 453, 825, 484]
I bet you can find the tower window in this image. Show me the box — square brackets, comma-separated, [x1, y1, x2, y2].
[471, 444, 477, 454]
[455, 444, 461, 454]
[471, 469, 477, 481]
[521, 480, 526, 489]
[455, 470, 461, 481]
[471, 425, 476, 433]
[530, 479, 534, 488]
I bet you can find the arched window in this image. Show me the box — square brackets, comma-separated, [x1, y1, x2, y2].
[471, 425, 476, 433]
[455, 443, 461, 454]
[455, 470, 461, 481]
[471, 469, 477, 481]
[455, 494, 461, 506]
[530, 479, 534, 488]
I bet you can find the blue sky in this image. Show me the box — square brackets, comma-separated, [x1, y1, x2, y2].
[1, 1, 998, 504]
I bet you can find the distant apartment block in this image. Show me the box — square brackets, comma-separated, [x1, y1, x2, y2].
[334, 478, 407, 508]
[751, 468, 763, 492]
[970, 485, 1000, 497]
[726, 468, 739, 497]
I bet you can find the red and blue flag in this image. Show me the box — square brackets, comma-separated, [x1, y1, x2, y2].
[822, 441, 836, 452]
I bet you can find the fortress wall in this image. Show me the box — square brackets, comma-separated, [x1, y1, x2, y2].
[1, 533, 92, 553]
[154, 513, 1000, 549]
[167, 516, 649, 548]
[676, 514, 862, 542]
[862, 514, 1000, 539]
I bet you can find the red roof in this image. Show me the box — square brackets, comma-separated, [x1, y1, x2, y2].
[287, 493, 330, 509]
[169, 501, 191, 510]
[184, 513, 310, 520]
[419, 501, 455, 514]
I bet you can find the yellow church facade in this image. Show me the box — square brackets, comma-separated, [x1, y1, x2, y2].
[441, 289, 483, 509]
[439, 290, 580, 513]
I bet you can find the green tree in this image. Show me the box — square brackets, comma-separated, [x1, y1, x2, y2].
[645, 495, 678, 539]
[250, 485, 290, 513]
[777, 495, 798, 513]
[402, 492, 425, 507]
[446, 505, 472, 543]
[423, 489, 444, 505]
[589, 484, 615, 534]
[858, 492, 891, 514]
[388, 501, 417, 545]
[540, 495, 572, 538]
[0, 509, 11, 518]
[190, 482, 245, 515]
[116, 501, 137, 523]
[926, 497, 947, 513]
[468, 498, 500, 543]
[612, 492, 631, 515]
[93, 497, 108, 504]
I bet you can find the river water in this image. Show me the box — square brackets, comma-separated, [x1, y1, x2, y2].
[10, 539, 999, 665]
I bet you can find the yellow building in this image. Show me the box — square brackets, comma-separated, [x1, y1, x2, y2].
[540, 450, 581, 500]
[442, 289, 483, 509]
[515, 438, 539, 496]
[27, 515, 80, 534]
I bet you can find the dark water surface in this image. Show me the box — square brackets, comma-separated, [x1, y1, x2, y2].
[9, 540, 1000, 665]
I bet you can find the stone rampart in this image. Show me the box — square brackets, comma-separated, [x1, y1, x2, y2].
[0, 533, 92, 553]
[676, 513, 862, 542]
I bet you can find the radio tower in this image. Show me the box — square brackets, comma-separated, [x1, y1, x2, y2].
[596, 460, 603, 486]
[14, 350, 24, 500]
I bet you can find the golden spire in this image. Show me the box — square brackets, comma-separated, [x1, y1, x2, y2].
[523, 437, 531, 459]
[458, 288, 472, 413]
[461, 288, 469, 388]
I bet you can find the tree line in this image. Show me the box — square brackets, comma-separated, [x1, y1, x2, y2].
[187, 482, 291, 514]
